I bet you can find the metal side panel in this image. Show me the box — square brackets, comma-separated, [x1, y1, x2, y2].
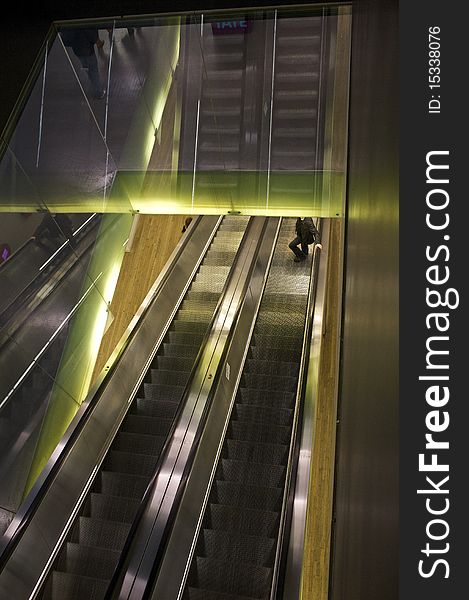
[150, 217, 281, 600]
[0, 215, 221, 600]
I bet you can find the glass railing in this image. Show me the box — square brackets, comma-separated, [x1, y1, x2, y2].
[0, 3, 351, 534]
[0, 5, 350, 217]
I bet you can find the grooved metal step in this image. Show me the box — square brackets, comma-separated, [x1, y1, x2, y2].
[89, 493, 140, 524]
[224, 439, 289, 465]
[188, 557, 272, 598]
[50, 571, 108, 600]
[217, 459, 285, 488]
[113, 432, 167, 456]
[205, 503, 279, 538]
[198, 528, 275, 566]
[65, 543, 120, 579]
[78, 517, 131, 551]
[99, 471, 149, 500]
[185, 586, 258, 600]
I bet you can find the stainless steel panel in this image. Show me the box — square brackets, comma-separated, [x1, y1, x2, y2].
[0, 215, 221, 600]
[330, 1, 398, 599]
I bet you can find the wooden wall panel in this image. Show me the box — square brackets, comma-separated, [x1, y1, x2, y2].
[91, 213, 188, 383]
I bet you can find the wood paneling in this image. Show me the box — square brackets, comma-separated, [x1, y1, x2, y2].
[91, 213, 189, 383]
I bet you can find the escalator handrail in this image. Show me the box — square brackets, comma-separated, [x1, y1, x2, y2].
[269, 219, 324, 600]
[0, 214, 206, 571]
[103, 216, 262, 600]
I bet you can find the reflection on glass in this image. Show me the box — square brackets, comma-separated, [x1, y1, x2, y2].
[0, 4, 351, 524]
[0, 5, 350, 216]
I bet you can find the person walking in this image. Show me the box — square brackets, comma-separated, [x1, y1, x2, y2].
[288, 217, 321, 262]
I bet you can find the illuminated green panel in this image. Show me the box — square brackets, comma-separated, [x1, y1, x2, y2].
[0, 6, 350, 218]
[116, 170, 345, 217]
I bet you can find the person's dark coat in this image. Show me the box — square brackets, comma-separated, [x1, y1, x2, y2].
[295, 217, 319, 245]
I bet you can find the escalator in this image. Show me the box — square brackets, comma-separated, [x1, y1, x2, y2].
[35, 215, 250, 599]
[129, 217, 317, 600]
[193, 20, 248, 207]
[182, 218, 313, 599]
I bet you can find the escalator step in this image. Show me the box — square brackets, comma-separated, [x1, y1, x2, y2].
[225, 438, 289, 465]
[90, 493, 140, 523]
[212, 481, 283, 513]
[253, 323, 303, 338]
[230, 420, 291, 445]
[50, 571, 108, 600]
[180, 299, 218, 313]
[100, 471, 149, 499]
[142, 383, 184, 402]
[241, 372, 297, 392]
[256, 310, 305, 329]
[249, 345, 301, 363]
[156, 355, 195, 372]
[150, 369, 190, 387]
[169, 320, 209, 334]
[176, 309, 214, 323]
[185, 586, 258, 600]
[65, 542, 120, 579]
[178, 291, 221, 304]
[233, 403, 293, 427]
[199, 528, 275, 567]
[189, 281, 226, 293]
[134, 397, 179, 419]
[104, 450, 159, 477]
[246, 358, 299, 378]
[252, 333, 301, 350]
[263, 275, 311, 294]
[237, 387, 295, 410]
[217, 458, 285, 488]
[206, 503, 279, 538]
[203, 251, 240, 265]
[113, 432, 166, 456]
[168, 330, 205, 346]
[162, 343, 200, 358]
[78, 516, 131, 551]
[121, 414, 173, 437]
[188, 556, 272, 599]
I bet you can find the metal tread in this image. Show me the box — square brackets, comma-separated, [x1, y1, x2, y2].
[205, 502, 279, 538]
[217, 458, 285, 489]
[188, 556, 272, 599]
[198, 528, 276, 566]
[48, 570, 109, 600]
